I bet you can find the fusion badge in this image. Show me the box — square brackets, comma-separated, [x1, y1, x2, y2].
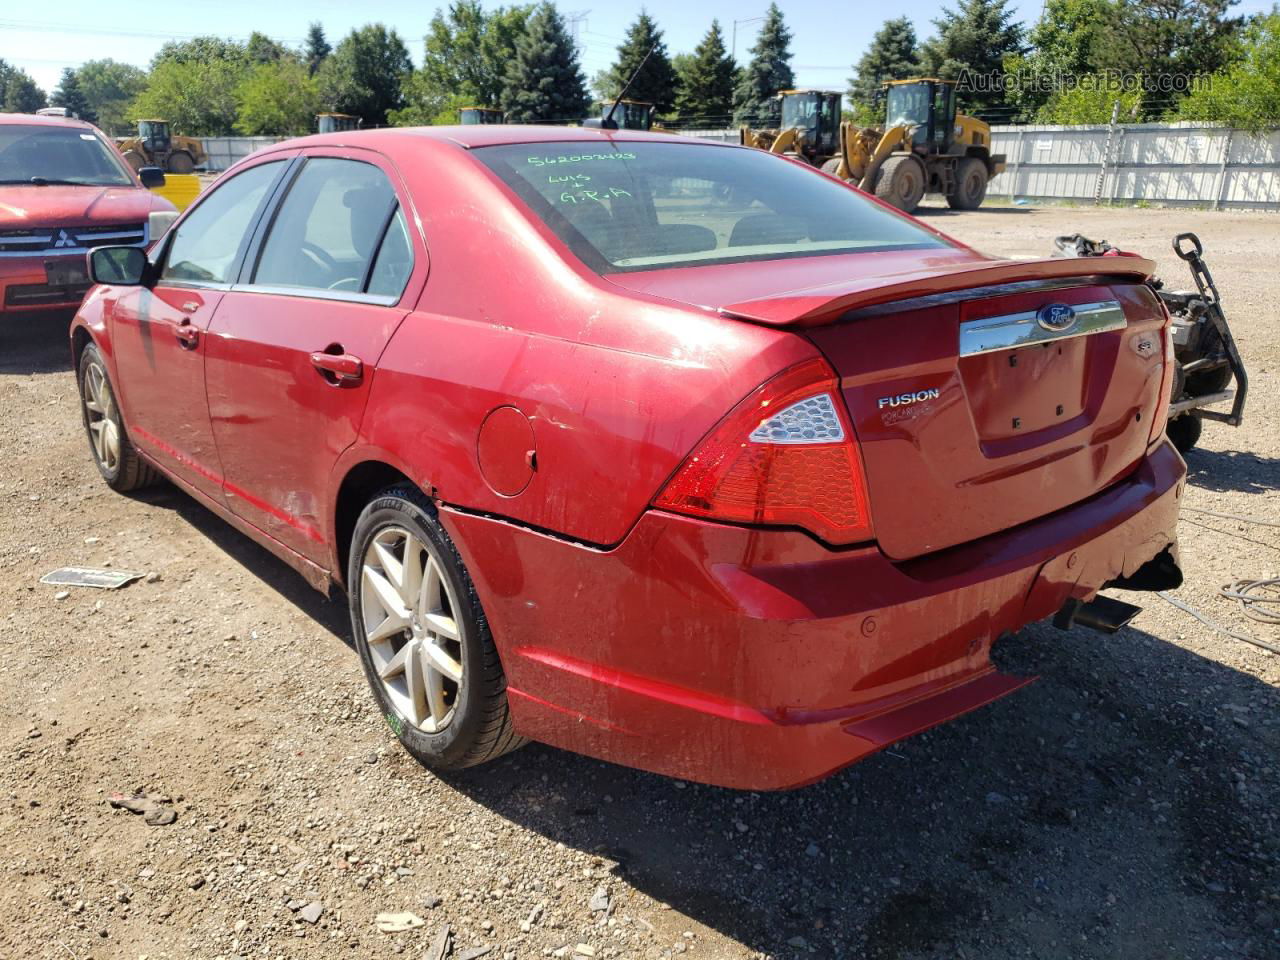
[878, 388, 941, 410]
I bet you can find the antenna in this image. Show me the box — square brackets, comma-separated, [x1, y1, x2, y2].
[603, 46, 653, 130]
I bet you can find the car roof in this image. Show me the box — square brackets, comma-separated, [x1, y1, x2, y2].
[265, 125, 731, 153]
[0, 112, 99, 131]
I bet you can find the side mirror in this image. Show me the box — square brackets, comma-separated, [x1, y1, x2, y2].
[88, 246, 149, 286]
[138, 166, 166, 189]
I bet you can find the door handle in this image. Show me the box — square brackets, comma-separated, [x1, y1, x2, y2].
[310, 350, 363, 384]
[175, 320, 199, 349]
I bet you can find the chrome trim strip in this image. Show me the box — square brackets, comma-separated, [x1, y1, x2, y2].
[0, 222, 148, 258]
[958, 299, 1126, 357]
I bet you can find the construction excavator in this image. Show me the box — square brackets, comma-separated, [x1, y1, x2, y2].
[739, 79, 1005, 213]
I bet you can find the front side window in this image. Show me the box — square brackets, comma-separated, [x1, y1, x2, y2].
[475, 141, 948, 274]
[253, 158, 405, 296]
[0, 124, 132, 187]
[161, 161, 283, 284]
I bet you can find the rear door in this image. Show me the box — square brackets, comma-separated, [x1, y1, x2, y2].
[808, 281, 1170, 559]
[204, 149, 423, 563]
[110, 157, 289, 502]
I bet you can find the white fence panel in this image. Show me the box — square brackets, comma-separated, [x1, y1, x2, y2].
[201, 136, 286, 172]
[989, 123, 1280, 210]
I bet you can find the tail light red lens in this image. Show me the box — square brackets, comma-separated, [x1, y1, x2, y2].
[654, 358, 874, 544]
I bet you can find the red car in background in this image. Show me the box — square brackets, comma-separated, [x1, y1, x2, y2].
[70, 126, 1184, 789]
[0, 113, 175, 315]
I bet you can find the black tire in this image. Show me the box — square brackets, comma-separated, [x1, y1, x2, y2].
[820, 157, 844, 177]
[873, 155, 926, 213]
[348, 486, 524, 771]
[166, 151, 195, 174]
[947, 157, 988, 210]
[77, 343, 159, 492]
[122, 150, 146, 173]
[1167, 414, 1202, 454]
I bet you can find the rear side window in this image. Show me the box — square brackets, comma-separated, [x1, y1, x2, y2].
[253, 157, 409, 297]
[161, 161, 282, 284]
[474, 141, 948, 273]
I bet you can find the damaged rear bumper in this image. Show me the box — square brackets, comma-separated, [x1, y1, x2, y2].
[442, 441, 1185, 790]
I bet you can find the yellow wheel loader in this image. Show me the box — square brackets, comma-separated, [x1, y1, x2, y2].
[739, 80, 1005, 213]
[117, 120, 206, 174]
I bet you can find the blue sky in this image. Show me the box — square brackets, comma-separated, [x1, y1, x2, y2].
[4, 0, 1275, 98]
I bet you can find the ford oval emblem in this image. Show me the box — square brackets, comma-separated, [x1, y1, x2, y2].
[1036, 302, 1077, 332]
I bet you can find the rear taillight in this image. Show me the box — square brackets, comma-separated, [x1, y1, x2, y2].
[653, 358, 874, 544]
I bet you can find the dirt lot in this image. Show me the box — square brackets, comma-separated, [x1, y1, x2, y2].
[1, 205, 1277, 960]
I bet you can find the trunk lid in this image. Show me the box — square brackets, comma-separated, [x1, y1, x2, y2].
[609, 250, 1169, 560]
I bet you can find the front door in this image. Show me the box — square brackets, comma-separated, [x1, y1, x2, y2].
[111, 157, 288, 501]
[204, 152, 420, 563]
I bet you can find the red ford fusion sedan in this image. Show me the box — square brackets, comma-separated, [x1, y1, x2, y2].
[1, 113, 175, 315]
[71, 126, 1184, 789]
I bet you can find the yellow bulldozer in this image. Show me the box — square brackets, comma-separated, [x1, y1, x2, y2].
[117, 120, 206, 174]
[740, 79, 1005, 213]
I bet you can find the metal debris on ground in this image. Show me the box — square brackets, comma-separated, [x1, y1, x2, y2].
[41, 567, 146, 590]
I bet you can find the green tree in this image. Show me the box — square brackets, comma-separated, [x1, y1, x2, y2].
[1178, 11, 1280, 130]
[152, 36, 247, 68]
[130, 58, 245, 135]
[732, 3, 794, 124]
[674, 20, 736, 121]
[1097, 0, 1242, 116]
[75, 59, 148, 135]
[0, 59, 47, 113]
[246, 31, 289, 65]
[305, 22, 332, 76]
[52, 68, 94, 123]
[1003, 0, 1111, 120]
[317, 24, 412, 126]
[236, 60, 320, 134]
[500, 3, 590, 123]
[395, 2, 531, 125]
[603, 11, 678, 113]
[920, 0, 1025, 114]
[847, 18, 920, 122]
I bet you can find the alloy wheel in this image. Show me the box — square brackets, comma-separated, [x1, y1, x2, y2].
[82, 359, 121, 473]
[360, 526, 465, 733]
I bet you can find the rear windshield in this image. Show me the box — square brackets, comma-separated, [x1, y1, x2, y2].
[0, 124, 132, 187]
[474, 140, 948, 273]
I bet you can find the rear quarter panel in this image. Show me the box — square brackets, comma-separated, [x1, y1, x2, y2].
[354, 142, 817, 546]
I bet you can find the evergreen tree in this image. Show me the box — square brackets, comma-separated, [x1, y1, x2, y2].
[919, 0, 1025, 113]
[731, 3, 794, 125]
[604, 11, 678, 113]
[305, 22, 332, 76]
[675, 20, 736, 121]
[1002, 0, 1110, 121]
[501, 3, 590, 123]
[52, 68, 94, 122]
[847, 18, 920, 112]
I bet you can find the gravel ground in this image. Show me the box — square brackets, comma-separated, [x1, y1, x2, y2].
[1, 204, 1277, 960]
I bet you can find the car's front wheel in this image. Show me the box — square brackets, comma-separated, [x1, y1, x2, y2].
[348, 487, 524, 770]
[78, 343, 158, 492]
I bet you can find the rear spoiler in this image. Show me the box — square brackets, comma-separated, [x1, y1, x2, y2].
[719, 253, 1157, 327]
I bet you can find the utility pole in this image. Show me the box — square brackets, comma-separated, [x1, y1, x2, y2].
[731, 15, 765, 63]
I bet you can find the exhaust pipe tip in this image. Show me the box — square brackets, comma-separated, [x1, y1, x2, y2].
[1054, 594, 1142, 635]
